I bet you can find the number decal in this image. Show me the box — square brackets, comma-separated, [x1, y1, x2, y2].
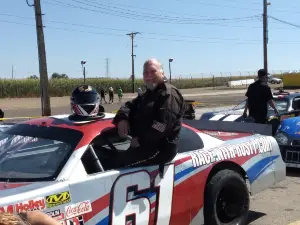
[109, 164, 175, 225]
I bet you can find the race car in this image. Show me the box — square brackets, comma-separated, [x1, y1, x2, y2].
[0, 113, 285, 225]
[199, 90, 300, 123]
[274, 116, 300, 168]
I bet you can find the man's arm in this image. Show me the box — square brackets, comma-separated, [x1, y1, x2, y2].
[138, 89, 185, 146]
[112, 97, 140, 125]
[243, 99, 248, 116]
[19, 211, 62, 225]
[265, 86, 279, 115]
[268, 99, 279, 115]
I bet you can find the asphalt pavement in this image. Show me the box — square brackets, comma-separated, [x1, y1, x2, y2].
[2, 85, 300, 224]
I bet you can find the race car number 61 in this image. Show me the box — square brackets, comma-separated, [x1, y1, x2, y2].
[109, 164, 174, 225]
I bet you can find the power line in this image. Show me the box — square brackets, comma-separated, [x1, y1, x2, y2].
[2, 19, 300, 44]
[45, 0, 260, 25]
[25, 0, 34, 7]
[268, 16, 300, 29]
[74, 0, 259, 22]
[0, 13, 263, 42]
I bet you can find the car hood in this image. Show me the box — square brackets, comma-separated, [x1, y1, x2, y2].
[279, 117, 300, 137]
[0, 181, 60, 205]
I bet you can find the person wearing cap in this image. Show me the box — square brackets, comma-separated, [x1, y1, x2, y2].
[243, 69, 279, 124]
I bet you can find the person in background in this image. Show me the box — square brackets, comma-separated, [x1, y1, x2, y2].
[100, 88, 107, 104]
[243, 68, 279, 124]
[117, 87, 123, 103]
[110, 58, 185, 168]
[108, 87, 114, 104]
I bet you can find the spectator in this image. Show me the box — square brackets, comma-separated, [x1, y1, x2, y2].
[100, 88, 107, 104]
[243, 68, 279, 124]
[117, 87, 123, 103]
[108, 87, 114, 104]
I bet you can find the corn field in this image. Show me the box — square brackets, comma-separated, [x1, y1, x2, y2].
[0, 73, 285, 98]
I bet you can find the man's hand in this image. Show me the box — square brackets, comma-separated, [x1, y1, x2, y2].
[21, 211, 62, 225]
[117, 120, 129, 138]
[130, 137, 140, 148]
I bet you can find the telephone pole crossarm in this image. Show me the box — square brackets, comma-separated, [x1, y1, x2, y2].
[126, 32, 140, 93]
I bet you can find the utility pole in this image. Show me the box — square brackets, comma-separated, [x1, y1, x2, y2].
[263, 0, 271, 74]
[126, 32, 140, 93]
[11, 65, 14, 79]
[105, 58, 110, 77]
[27, 0, 51, 116]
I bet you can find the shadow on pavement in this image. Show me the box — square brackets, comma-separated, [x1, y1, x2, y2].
[247, 210, 266, 224]
[286, 167, 300, 178]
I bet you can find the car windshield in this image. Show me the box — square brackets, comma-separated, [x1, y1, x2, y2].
[233, 99, 288, 113]
[0, 124, 83, 181]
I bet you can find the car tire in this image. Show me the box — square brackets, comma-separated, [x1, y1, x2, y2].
[204, 169, 250, 225]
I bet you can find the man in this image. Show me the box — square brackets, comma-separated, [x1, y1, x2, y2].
[111, 58, 185, 168]
[100, 88, 107, 104]
[243, 69, 279, 124]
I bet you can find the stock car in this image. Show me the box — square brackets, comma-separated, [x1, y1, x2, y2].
[0, 113, 285, 225]
[199, 90, 300, 124]
[274, 116, 300, 168]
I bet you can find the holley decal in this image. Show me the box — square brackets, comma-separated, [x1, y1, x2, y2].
[0, 197, 46, 213]
[65, 200, 92, 219]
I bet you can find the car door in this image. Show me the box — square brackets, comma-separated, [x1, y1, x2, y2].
[68, 128, 180, 225]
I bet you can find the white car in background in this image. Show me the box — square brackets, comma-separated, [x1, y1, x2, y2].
[268, 75, 282, 84]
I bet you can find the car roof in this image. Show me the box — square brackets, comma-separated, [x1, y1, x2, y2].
[16, 113, 117, 149]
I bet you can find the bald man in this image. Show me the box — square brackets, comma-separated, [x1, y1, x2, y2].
[111, 58, 185, 168]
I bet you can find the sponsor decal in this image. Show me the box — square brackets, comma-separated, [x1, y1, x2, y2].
[202, 131, 239, 137]
[46, 209, 64, 220]
[65, 200, 92, 219]
[281, 114, 295, 121]
[59, 215, 84, 225]
[46, 191, 71, 208]
[0, 197, 46, 213]
[189, 137, 273, 167]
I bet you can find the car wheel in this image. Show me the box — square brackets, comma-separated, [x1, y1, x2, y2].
[204, 169, 250, 225]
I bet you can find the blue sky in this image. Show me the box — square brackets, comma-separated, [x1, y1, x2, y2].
[1, 0, 300, 79]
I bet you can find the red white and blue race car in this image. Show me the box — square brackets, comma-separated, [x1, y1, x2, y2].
[0, 113, 285, 225]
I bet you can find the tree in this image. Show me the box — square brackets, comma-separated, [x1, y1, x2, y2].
[51, 73, 69, 79]
[28, 75, 39, 79]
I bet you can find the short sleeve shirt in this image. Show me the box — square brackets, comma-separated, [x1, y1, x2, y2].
[245, 80, 273, 119]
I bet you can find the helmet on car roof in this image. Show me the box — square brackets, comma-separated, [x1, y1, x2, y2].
[70, 85, 100, 117]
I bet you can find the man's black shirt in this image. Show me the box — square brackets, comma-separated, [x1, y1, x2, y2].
[112, 81, 185, 164]
[245, 80, 273, 122]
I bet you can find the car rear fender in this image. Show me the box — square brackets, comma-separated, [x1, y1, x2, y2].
[190, 135, 284, 196]
[238, 135, 285, 195]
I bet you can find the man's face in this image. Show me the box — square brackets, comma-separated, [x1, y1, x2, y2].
[143, 60, 163, 90]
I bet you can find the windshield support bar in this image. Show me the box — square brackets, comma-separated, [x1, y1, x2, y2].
[88, 144, 104, 172]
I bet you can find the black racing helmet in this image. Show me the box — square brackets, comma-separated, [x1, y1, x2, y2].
[70, 85, 100, 117]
